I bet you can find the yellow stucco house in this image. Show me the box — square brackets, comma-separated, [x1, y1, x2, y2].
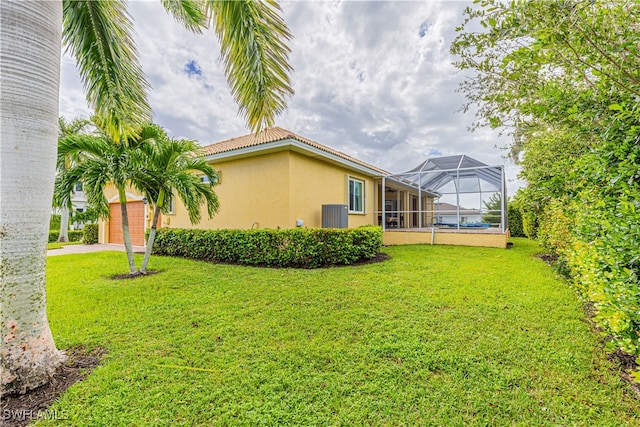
[99, 127, 509, 248]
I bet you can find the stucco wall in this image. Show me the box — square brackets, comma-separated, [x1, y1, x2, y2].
[163, 150, 376, 230]
[288, 152, 374, 228]
[166, 151, 291, 230]
[383, 229, 509, 248]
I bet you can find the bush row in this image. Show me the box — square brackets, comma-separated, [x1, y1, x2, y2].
[536, 138, 640, 356]
[152, 226, 383, 268]
[48, 230, 83, 243]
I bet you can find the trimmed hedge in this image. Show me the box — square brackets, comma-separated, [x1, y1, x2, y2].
[152, 226, 383, 268]
[48, 230, 83, 243]
[83, 224, 99, 245]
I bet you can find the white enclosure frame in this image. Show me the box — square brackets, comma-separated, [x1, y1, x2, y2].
[379, 155, 508, 233]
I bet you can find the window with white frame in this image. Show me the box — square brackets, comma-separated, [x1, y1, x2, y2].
[348, 177, 365, 213]
[200, 173, 219, 184]
[167, 192, 175, 214]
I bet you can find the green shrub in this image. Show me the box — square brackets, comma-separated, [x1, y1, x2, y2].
[507, 204, 525, 237]
[536, 137, 640, 356]
[537, 197, 574, 256]
[520, 209, 538, 239]
[83, 224, 99, 245]
[69, 231, 83, 242]
[48, 230, 84, 243]
[50, 214, 61, 231]
[152, 226, 383, 268]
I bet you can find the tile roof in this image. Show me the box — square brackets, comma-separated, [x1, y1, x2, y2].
[200, 126, 389, 175]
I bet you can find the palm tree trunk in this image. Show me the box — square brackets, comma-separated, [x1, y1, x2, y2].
[140, 205, 161, 274]
[0, 1, 65, 395]
[58, 208, 70, 242]
[118, 188, 138, 274]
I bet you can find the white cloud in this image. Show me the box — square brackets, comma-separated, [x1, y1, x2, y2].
[59, 0, 525, 195]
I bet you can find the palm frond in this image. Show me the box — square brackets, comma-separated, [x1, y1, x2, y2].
[207, 0, 294, 132]
[160, 0, 209, 32]
[58, 116, 93, 138]
[62, 0, 151, 140]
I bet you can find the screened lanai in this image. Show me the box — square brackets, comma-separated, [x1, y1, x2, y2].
[378, 155, 507, 234]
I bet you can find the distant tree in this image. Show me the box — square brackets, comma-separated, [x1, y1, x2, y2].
[70, 206, 100, 227]
[452, 0, 640, 355]
[482, 193, 502, 225]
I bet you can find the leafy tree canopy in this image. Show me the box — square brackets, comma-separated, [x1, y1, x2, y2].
[452, 0, 640, 357]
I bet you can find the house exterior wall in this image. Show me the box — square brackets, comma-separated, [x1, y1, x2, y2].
[166, 151, 291, 230]
[98, 148, 379, 242]
[288, 151, 374, 228]
[164, 150, 376, 230]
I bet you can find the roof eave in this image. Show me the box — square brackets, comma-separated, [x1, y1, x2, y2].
[204, 138, 388, 177]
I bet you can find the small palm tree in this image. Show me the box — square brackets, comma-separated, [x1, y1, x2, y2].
[133, 131, 220, 273]
[57, 123, 164, 274]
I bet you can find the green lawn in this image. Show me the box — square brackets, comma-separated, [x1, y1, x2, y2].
[41, 238, 639, 425]
[47, 241, 84, 250]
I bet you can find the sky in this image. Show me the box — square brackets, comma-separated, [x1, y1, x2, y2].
[59, 0, 525, 196]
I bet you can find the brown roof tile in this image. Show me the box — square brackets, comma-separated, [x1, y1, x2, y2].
[200, 127, 388, 175]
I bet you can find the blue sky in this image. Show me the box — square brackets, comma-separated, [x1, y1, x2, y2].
[184, 60, 202, 77]
[59, 1, 524, 195]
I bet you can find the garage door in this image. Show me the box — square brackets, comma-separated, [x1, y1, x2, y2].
[109, 201, 145, 246]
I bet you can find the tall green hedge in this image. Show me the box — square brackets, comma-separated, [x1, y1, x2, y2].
[507, 204, 525, 238]
[83, 224, 99, 245]
[152, 226, 383, 268]
[535, 134, 640, 356]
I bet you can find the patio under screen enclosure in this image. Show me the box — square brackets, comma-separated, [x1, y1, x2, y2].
[377, 155, 509, 248]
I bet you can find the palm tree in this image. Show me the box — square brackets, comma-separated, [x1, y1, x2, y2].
[1, 0, 292, 395]
[134, 131, 220, 274]
[55, 117, 93, 242]
[57, 123, 164, 275]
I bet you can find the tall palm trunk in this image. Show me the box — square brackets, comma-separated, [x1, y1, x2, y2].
[58, 208, 70, 242]
[0, 1, 65, 395]
[118, 188, 138, 274]
[141, 204, 162, 274]
[140, 190, 165, 273]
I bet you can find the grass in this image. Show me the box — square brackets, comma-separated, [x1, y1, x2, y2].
[41, 238, 639, 426]
[47, 241, 84, 250]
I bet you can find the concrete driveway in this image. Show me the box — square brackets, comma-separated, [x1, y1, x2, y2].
[47, 243, 146, 257]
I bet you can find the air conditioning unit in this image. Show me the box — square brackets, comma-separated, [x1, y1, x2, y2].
[322, 204, 348, 228]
